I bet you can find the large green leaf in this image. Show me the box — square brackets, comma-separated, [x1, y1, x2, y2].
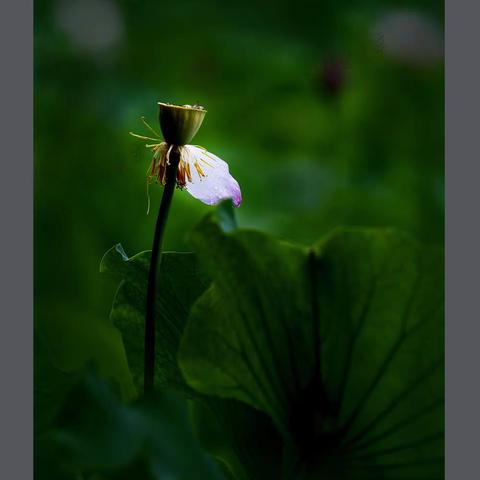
[100, 244, 209, 395]
[179, 214, 444, 478]
[179, 223, 313, 436]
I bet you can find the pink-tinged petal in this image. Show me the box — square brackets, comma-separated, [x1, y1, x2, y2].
[183, 146, 242, 207]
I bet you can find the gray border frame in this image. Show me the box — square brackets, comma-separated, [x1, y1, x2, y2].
[445, 1, 479, 478]
[0, 0, 475, 478]
[0, 0, 33, 478]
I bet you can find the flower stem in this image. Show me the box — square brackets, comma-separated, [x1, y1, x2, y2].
[144, 145, 180, 395]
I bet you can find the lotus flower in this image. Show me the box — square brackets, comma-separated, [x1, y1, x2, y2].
[130, 103, 242, 208]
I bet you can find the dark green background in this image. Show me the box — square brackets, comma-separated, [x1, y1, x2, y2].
[35, 0, 443, 398]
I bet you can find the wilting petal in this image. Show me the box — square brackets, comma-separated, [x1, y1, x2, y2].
[182, 145, 242, 207]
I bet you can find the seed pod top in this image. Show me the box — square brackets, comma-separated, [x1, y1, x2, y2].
[158, 102, 207, 146]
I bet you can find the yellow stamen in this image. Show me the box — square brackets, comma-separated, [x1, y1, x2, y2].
[129, 132, 161, 142]
[141, 117, 161, 138]
[199, 157, 214, 168]
[194, 161, 206, 178]
[176, 160, 185, 188]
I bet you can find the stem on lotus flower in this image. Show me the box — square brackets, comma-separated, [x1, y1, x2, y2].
[144, 145, 180, 395]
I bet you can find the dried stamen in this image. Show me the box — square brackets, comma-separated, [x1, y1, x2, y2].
[193, 161, 206, 178]
[141, 117, 161, 138]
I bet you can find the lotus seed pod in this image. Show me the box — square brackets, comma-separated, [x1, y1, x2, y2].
[158, 102, 207, 146]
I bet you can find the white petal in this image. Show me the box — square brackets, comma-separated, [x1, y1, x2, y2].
[182, 146, 242, 207]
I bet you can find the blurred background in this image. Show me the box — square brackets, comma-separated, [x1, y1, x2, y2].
[35, 0, 443, 400]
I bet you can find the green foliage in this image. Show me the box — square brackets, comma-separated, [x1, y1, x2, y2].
[36, 197, 443, 479]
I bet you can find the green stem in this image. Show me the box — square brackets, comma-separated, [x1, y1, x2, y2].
[144, 145, 180, 395]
